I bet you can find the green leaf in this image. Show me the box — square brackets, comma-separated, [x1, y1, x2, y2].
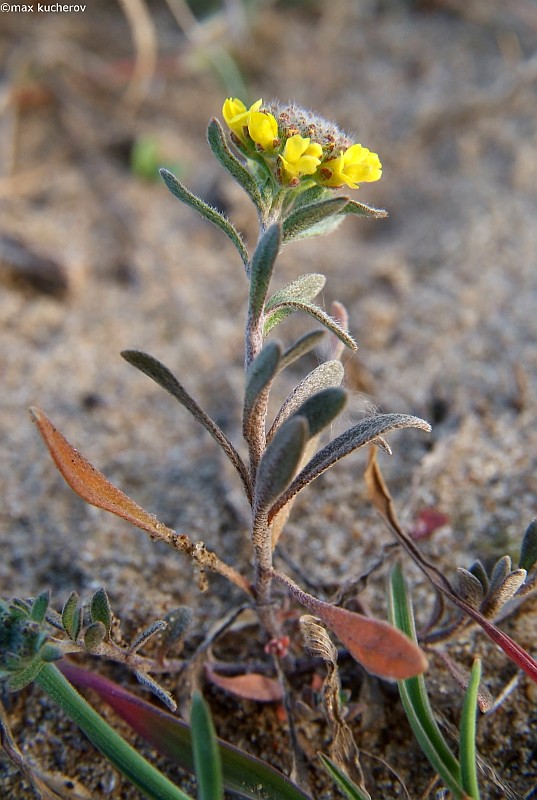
[191, 692, 224, 800]
[121, 350, 251, 501]
[265, 273, 326, 312]
[207, 118, 267, 217]
[264, 300, 357, 350]
[37, 664, 193, 800]
[340, 199, 388, 219]
[7, 660, 46, 692]
[282, 197, 350, 243]
[459, 658, 482, 800]
[268, 360, 344, 441]
[62, 591, 81, 641]
[244, 341, 282, 427]
[270, 413, 431, 519]
[278, 329, 326, 373]
[249, 224, 281, 326]
[84, 621, 107, 653]
[254, 417, 309, 513]
[388, 564, 464, 798]
[30, 591, 50, 624]
[160, 168, 249, 269]
[90, 588, 112, 637]
[290, 387, 347, 438]
[319, 754, 371, 800]
[60, 662, 310, 800]
[519, 518, 537, 572]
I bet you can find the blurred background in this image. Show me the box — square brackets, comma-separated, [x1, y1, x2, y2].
[1, 1, 536, 796]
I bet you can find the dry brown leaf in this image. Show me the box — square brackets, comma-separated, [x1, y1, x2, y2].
[205, 664, 283, 703]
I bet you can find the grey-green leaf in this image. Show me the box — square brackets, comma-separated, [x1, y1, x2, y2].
[278, 329, 326, 373]
[30, 591, 50, 624]
[341, 199, 388, 219]
[135, 670, 177, 712]
[191, 692, 224, 800]
[62, 591, 81, 641]
[129, 620, 168, 655]
[264, 300, 357, 350]
[207, 118, 267, 217]
[455, 569, 485, 609]
[291, 387, 347, 438]
[249, 224, 281, 326]
[282, 197, 350, 243]
[121, 350, 251, 501]
[254, 416, 309, 513]
[90, 588, 112, 637]
[270, 414, 431, 520]
[160, 168, 248, 269]
[265, 273, 326, 312]
[519, 519, 537, 572]
[244, 340, 282, 435]
[84, 621, 107, 653]
[268, 360, 344, 441]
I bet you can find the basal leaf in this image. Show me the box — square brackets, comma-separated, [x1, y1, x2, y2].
[62, 591, 81, 641]
[90, 588, 112, 636]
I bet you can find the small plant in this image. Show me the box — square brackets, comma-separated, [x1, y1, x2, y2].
[3, 98, 536, 798]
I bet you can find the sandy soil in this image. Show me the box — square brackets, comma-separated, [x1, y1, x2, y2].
[1, 1, 536, 798]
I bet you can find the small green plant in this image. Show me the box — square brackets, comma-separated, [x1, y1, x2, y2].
[3, 98, 536, 798]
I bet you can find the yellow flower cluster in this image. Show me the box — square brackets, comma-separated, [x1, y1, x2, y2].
[222, 98, 382, 190]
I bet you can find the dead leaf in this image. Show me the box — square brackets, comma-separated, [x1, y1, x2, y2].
[205, 664, 283, 703]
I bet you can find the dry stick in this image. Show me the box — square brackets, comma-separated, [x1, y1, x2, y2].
[116, 0, 158, 108]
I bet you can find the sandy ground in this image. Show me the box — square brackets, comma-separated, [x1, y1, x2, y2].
[1, 1, 536, 797]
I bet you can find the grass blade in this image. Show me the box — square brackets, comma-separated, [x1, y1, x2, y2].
[389, 565, 464, 798]
[319, 754, 371, 800]
[190, 692, 224, 800]
[459, 659, 482, 800]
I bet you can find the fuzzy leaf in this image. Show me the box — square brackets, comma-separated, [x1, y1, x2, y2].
[191, 692, 224, 800]
[159, 168, 248, 268]
[84, 621, 107, 653]
[121, 351, 251, 501]
[135, 670, 176, 712]
[264, 300, 357, 350]
[519, 519, 537, 572]
[268, 361, 344, 441]
[30, 407, 178, 540]
[30, 591, 50, 624]
[129, 620, 168, 655]
[455, 568, 485, 610]
[90, 588, 112, 636]
[60, 662, 309, 800]
[290, 387, 347, 438]
[244, 340, 282, 430]
[278, 329, 326, 373]
[62, 591, 82, 641]
[265, 273, 326, 313]
[282, 197, 350, 243]
[254, 417, 309, 513]
[249, 224, 281, 326]
[162, 606, 193, 653]
[207, 118, 267, 218]
[270, 414, 431, 520]
[205, 664, 283, 703]
[468, 560, 489, 594]
[340, 199, 388, 219]
[7, 660, 47, 692]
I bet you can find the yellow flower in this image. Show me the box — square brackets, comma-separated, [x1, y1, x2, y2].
[279, 134, 323, 182]
[318, 144, 382, 189]
[222, 97, 262, 142]
[248, 111, 279, 152]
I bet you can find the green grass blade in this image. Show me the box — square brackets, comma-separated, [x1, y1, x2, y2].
[191, 692, 224, 800]
[389, 565, 464, 798]
[459, 659, 481, 800]
[36, 664, 193, 800]
[318, 755, 371, 800]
